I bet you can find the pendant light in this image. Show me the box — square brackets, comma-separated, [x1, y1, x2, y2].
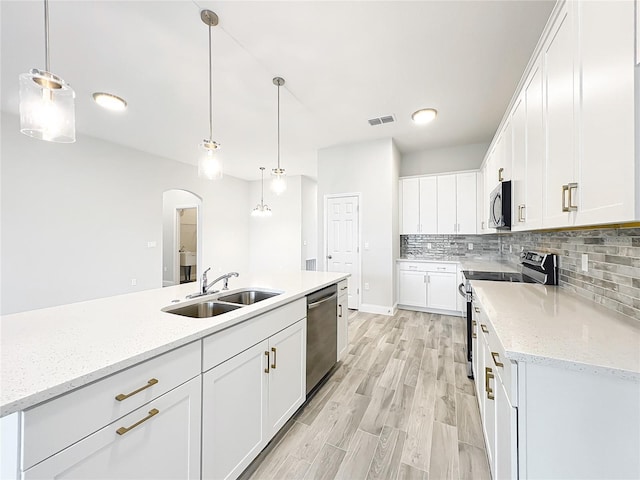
[19, 0, 75, 143]
[198, 10, 223, 180]
[252, 167, 272, 217]
[271, 77, 286, 195]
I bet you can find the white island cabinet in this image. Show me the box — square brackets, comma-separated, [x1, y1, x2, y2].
[19, 341, 202, 479]
[337, 279, 349, 361]
[0, 271, 348, 480]
[201, 299, 307, 480]
[472, 283, 640, 479]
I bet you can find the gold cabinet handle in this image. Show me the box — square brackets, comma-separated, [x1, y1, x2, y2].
[491, 351, 504, 368]
[485, 367, 494, 400]
[481, 324, 489, 333]
[264, 351, 270, 373]
[562, 184, 570, 212]
[271, 347, 277, 369]
[474, 307, 480, 313]
[340, 285, 348, 291]
[518, 204, 526, 222]
[339, 304, 343, 318]
[116, 408, 159, 435]
[498, 167, 504, 182]
[472, 320, 477, 326]
[115, 378, 158, 401]
[568, 182, 578, 211]
[472, 332, 477, 339]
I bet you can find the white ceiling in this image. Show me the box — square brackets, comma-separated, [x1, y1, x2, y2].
[1, 0, 555, 181]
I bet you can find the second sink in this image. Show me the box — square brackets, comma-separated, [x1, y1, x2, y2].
[218, 290, 281, 305]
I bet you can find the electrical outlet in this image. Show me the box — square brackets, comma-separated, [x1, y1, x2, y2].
[468, 243, 473, 250]
[364, 282, 370, 291]
[147, 241, 157, 248]
[581, 253, 589, 272]
[509, 245, 513, 253]
[364, 242, 370, 250]
[427, 243, 432, 249]
[131, 278, 137, 286]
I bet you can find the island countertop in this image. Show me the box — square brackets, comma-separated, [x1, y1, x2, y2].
[0, 271, 348, 417]
[471, 281, 640, 380]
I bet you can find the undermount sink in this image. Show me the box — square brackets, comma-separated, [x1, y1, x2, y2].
[164, 301, 241, 319]
[217, 290, 281, 305]
[163, 288, 282, 319]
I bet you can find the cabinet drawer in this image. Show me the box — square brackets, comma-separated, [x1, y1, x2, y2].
[475, 304, 517, 406]
[22, 341, 201, 470]
[337, 280, 348, 295]
[202, 298, 306, 372]
[23, 376, 202, 480]
[398, 262, 457, 273]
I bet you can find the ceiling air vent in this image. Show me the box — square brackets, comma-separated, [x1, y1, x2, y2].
[368, 115, 395, 126]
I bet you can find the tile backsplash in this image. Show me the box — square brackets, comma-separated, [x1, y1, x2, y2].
[401, 226, 640, 320]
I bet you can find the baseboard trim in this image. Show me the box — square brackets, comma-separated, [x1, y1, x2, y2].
[359, 303, 395, 316]
[397, 304, 464, 317]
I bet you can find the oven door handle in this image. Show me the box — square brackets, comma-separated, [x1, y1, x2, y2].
[458, 283, 468, 298]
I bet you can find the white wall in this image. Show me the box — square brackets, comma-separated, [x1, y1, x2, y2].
[317, 138, 397, 314]
[1, 112, 250, 315]
[401, 142, 489, 177]
[301, 176, 318, 269]
[248, 175, 303, 273]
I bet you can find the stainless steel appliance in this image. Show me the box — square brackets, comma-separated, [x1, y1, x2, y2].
[457, 251, 558, 378]
[306, 285, 337, 395]
[488, 180, 512, 230]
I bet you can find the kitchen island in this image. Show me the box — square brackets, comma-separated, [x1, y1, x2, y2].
[0, 270, 348, 479]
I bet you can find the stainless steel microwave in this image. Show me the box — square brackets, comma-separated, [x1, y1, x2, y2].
[488, 180, 512, 229]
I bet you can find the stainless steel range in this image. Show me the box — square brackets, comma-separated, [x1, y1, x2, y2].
[458, 251, 558, 378]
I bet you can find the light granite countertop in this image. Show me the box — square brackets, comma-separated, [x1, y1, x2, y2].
[0, 271, 348, 417]
[471, 281, 640, 381]
[397, 256, 519, 273]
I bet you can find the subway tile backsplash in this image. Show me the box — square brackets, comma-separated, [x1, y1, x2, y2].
[401, 226, 640, 320]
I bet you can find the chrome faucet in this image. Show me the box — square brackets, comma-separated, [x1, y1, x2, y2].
[186, 268, 239, 299]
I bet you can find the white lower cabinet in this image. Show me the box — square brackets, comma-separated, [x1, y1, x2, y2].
[398, 262, 461, 314]
[23, 376, 202, 480]
[202, 319, 306, 480]
[337, 280, 349, 361]
[474, 297, 640, 479]
[426, 271, 457, 311]
[398, 269, 427, 307]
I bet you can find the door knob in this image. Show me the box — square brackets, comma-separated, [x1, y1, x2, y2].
[327, 255, 333, 259]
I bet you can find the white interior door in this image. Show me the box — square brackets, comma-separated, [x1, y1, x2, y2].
[326, 195, 360, 310]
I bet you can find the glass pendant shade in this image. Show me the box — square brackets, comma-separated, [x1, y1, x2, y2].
[271, 171, 287, 195]
[198, 141, 223, 180]
[19, 69, 75, 143]
[251, 204, 272, 217]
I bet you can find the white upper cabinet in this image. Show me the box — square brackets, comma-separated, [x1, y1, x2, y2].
[400, 178, 420, 234]
[573, 0, 635, 226]
[542, 2, 575, 228]
[437, 174, 457, 234]
[400, 177, 437, 234]
[419, 177, 438, 233]
[401, 173, 477, 235]
[456, 172, 478, 234]
[523, 60, 545, 230]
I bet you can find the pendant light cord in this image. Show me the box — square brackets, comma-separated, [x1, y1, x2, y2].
[44, 0, 50, 72]
[277, 83, 280, 170]
[260, 167, 265, 205]
[208, 24, 213, 141]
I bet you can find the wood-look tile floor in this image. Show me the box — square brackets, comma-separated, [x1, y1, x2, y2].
[248, 309, 491, 480]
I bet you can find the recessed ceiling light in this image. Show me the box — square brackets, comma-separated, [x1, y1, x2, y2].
[92, 92, 127, 112]
[411, 108, 438, 125]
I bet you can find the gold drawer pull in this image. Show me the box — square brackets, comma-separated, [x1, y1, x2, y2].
[339, 304, 343, 318]
[474, 306, 480, 313]
[472, 320, 477, 326]
[116, 408, 159, 436]
[115, 378, 158, 401]
[271, 347, 277, 369]
[472, 332, 477, 339]
[485, 367, 494, 400]
[264, 351, 270, 373]
[491, 351, 504, 368]
[480, 324, 489, 333]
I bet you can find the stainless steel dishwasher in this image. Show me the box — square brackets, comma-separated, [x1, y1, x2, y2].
[306, 285, 337, 395]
